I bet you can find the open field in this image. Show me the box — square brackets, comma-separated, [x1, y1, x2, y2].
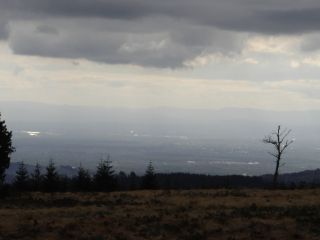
[1, 189, 320, 240]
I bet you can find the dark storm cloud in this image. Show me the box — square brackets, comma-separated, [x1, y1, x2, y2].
[2, 0, 320, 67]
[3, 0, 320, 34]
[224, 8, 320, 34]
[1, 0, 153, 20]
[9, 20, 243, 68]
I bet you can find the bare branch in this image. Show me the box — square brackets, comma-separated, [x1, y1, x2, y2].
[280, 129, 292, 143]
[263, 136, 277, 145]
[280, 139, 294, 154]
[268, 152, 278, 158]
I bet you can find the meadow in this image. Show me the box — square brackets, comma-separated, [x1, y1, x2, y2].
[1, 189, 320, 240]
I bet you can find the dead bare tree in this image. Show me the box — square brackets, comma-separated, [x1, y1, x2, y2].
[263, 125, 294, 188]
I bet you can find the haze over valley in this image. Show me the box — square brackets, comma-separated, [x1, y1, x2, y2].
[2, 101, 319, 175]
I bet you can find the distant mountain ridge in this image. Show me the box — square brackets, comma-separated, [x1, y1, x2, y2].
[262, 169, 320, 185]
[1, 101, 320, 140]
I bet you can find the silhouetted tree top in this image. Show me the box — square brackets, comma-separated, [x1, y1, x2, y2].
[142, 161, 157, 189]
[0, 113, 15, 185]
[75, 164, 91, 191]
[14, 161, 29, 191]
[44, 159, 59, 192]
[94, 155, 116, 191]
[146, 161, 155, 175]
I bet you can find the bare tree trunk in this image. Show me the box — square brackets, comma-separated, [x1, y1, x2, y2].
[273, 127, 281, 188]
[273, 156, 280, 188]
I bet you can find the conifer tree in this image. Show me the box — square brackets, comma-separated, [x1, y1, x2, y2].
[31, 162, 42, 191]
[14, 161, 29, 191]
[142, 161, 157, 189]
[0, 113, 15, 185]
[75, 164, 91, 191]
[44, 159, 59, 192]
[94, 155, 116, 191]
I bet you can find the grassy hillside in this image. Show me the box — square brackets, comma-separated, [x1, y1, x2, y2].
[1, 189, 320, 239]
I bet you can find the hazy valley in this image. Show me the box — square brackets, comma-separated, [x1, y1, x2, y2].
[1, 101, 320, 176]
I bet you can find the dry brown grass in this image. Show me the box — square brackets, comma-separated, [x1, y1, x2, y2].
[1, 189, 320, 239]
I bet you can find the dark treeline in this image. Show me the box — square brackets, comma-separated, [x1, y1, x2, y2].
[4, 159, 266, 193]
[4, 159, 317, 194]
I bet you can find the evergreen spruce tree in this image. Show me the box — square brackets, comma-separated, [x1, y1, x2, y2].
[75, 164, 91, 191]
[94, 155, 116, 191]
[142, 161, 157, 189]
[14, 161, 29, 191]
[31, 163, 42, 191]
[0, 113, 15, 185]
[44, 159, 59, 192]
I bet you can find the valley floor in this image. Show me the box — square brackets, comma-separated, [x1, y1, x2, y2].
[1, 189, 320, 240]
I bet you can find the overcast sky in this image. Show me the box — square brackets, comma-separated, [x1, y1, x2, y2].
[1, 0, 320, 110]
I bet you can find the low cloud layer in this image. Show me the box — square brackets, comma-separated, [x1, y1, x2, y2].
[2, 0, 320, 67]
[8, 18, 245, 68]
